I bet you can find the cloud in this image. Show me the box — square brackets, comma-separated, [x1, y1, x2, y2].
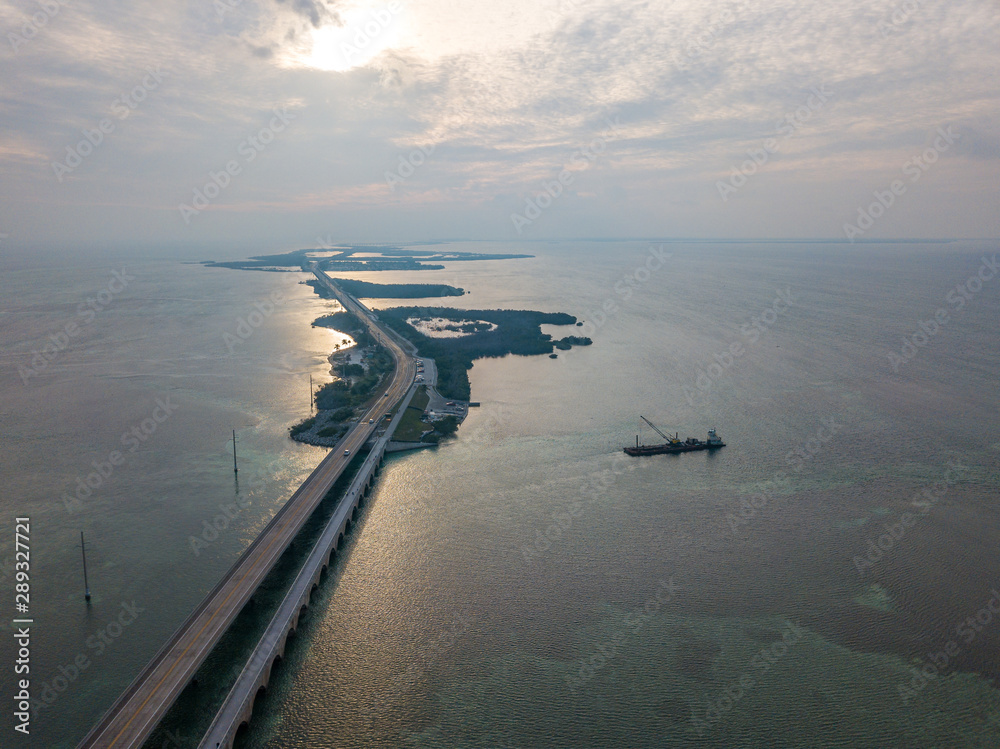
[0, 0, 998, 246]
[274, 0, 339, 28]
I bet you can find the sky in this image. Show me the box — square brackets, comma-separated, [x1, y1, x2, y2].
[0, 0, 998, 250]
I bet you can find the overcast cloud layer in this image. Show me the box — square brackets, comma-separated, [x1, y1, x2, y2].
[0, 0, 998, 248]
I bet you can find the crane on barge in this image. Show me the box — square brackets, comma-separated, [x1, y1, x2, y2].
[626, 416, 725, 456]
[639, 416, 681, 446]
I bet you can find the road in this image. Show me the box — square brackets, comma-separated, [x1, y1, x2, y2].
[77, 269, 416, 749]
[198, 383, 420, 748]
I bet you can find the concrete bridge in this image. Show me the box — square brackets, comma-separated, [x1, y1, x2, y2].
[76, 271, 416, 749]
[198, 384, 418, 748]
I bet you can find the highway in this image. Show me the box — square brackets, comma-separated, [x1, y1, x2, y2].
[198, 383, 420, 748]
[77, 269, 416, 748]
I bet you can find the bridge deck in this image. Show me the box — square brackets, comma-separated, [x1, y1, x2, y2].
[77, 271, 415, 748]
[198, 383, 419, 748]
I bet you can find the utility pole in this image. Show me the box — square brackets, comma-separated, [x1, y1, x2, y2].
[232, 429, 238, 476]
[80, 532, 91, 603]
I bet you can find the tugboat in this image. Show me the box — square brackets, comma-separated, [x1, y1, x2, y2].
[624, 416, 725, 456]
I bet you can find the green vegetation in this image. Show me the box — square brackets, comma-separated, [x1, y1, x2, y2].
[313, 247, 531, 272]
[290, 300, 397, 445]
[324, 259, 444, 271]
[440, 321, 493, 333]
[553, 335, 593, 350]
[378, 307, 591, 400]
[314, 347, 393, 411]
[403, 409, 461, 444]
[205, 246, 532, 273]
[307, 280, 338, 300]
[409, 385, 431, 411]
[317, 424, 348, 438]
[331, 278, 464, 298]
[203, 248, 315, 271]
[312, 310, 363, 332]
[393, 387, 432, 442]
[433, 415, 460, 438]
[312, 309, 376, 347]
[289, 416, 316, 436]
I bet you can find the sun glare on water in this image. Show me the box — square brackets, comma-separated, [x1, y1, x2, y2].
[285, 2, 406, 72]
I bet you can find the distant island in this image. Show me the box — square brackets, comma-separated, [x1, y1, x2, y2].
[376, 307, 592, 400]
[305, 278, 465, 299]
[289, 308, 462, 446]
[203, 246, 532, 273]
[206, 243, 592, 441]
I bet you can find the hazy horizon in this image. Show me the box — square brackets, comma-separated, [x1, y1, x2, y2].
[2, 0, 999, 250]
[2, 3, 999, 747]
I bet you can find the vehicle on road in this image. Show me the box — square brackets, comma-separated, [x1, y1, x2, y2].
[344, 449, 351, 456]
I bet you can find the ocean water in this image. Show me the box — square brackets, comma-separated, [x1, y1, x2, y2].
[1, 241, 999, 747]
[0, 255, 346, 746]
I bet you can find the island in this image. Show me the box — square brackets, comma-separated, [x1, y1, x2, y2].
[203, 246, 532, 273]
[376, 306, 592, 401]
[305, 278, 465, 299]
[207, 244, 592, 447]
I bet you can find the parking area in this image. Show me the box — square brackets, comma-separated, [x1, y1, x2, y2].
[415, 357, 468, 418]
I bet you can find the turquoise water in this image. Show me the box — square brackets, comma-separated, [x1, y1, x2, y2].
[1, 241, 999, 747]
